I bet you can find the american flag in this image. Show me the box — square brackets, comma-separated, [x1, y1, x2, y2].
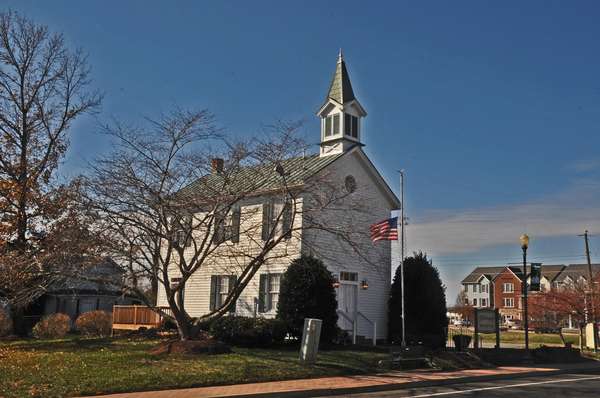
[370, 217, 399, 243]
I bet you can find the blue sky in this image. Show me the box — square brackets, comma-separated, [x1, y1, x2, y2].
[6, 1, 600, 301]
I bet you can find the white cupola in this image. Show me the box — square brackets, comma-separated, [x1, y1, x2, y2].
[317, 50, 367, 157]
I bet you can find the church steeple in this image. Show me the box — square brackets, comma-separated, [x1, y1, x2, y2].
[326, 49, 356, 104]
[317, 50, 367, 157]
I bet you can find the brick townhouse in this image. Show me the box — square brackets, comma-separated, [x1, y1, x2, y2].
[460, 264, 584, 324]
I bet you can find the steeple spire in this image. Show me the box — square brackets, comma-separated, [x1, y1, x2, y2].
[317, 50, 367, 157]
[325, 49, 355, 104]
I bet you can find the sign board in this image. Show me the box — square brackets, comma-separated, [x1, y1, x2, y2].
[475, 308, 497, 334]
[530, 262, 542, 292]
[299, 318, 322, 363]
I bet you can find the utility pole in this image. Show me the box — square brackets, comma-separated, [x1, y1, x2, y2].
[580, 230, 597, 352]
[399, 170, 406, 349]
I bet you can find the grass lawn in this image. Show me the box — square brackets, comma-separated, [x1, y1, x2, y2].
[480, 331, 579, 347]
[0, 336, 389, 398]
[449, 327, 580, 347]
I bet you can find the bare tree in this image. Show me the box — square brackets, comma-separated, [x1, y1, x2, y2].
[0, 11, 102, 324]
[82, 109, 380, 340]
[529, 277, 600, 345]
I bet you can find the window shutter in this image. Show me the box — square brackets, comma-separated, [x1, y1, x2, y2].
[281, 201, 292, 240]
[258, 274, 268, 313]
[231, 207, 241, 243]
[209, 275, 218, 311]
[266, 274, 273, 312]
[213, 213, 224, 244]
[184, 214, 192, 247]
[261, 202, 272, 241]
[228, 275, 237, 313]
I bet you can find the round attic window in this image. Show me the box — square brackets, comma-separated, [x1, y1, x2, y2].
[345, 175, 357, 193]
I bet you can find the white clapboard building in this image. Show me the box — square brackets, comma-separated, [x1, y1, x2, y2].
[157, 52, 399, 341]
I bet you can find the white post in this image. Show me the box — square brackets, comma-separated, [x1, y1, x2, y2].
[353, 285, 358, 344]
[373, 322, 377, 346]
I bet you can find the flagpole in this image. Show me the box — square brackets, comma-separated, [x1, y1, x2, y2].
[399, 170, 406, 349]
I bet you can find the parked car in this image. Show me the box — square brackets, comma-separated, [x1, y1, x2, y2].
[504, 319, 521, 330]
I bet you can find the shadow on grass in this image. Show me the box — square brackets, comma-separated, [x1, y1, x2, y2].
[7, 335, 161, 353]
[233, 346, 384, 375]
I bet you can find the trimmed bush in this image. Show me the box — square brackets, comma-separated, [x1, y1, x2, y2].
[0, 309, 12, 337]
[75, 310, 112, 337]
[32, 313, 71, 339]
[277, 255, 339, 344]
[389, 252, 448, 349]
[210, 316, 286, 347]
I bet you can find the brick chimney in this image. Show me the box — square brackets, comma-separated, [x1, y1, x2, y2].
[211, 158, 224, 174]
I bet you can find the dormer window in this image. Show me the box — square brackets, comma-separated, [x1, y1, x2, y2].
[344, 114, 358, 138]
[324, 114, 340, 137]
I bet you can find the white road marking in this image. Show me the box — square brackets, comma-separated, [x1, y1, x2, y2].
[407, 374, 600, 397]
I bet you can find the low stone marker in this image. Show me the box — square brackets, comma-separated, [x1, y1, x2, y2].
[299, 318, 322, 363]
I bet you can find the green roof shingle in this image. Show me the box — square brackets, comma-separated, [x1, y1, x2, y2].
[178, 153, 344, 200]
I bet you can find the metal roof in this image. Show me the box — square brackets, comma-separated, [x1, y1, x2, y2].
[178, 152, 344, 200]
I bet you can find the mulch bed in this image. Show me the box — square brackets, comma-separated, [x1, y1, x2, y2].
[149, 331, 230, 355]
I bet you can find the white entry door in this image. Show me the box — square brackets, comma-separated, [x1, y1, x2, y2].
[338, 283, 357, 331]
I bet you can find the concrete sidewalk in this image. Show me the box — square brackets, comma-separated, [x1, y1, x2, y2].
[86, 362, 600, 398]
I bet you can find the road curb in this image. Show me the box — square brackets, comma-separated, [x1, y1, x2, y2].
[222, 364, 600, 398]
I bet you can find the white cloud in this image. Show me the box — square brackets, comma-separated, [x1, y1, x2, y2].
[405, 179, 600, 256]
[567, 159, 600, 173]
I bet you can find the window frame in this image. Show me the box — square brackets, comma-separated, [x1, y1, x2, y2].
[325, 116, 332, 137]
[258, 273, 282, 313]
[340, 271, 358, 283]
[333, 114, 340, 135]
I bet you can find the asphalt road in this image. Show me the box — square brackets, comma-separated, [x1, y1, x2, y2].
[327, 370, 600, 397]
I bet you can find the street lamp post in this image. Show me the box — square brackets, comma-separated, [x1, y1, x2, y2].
[520, 234, 530, 352]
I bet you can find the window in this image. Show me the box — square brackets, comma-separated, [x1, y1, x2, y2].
[171, 277, 185, 304]
[473, 298, 477, 306]
[210, 275, 237, 312]
[258, 273, 281, 313]
[481, 298, 487, 307]
[503, 297, 514, 308]
[481, 284, 488, 293]
[214, 207, 241, 244]
[503, 282, 514, 293]
[268, 274, 281, 310]
[333, 114, 340, 135]
[344, 175, 357, 193]
[173, 215, 192, 247]
[219, 277, 229, 309]
[325, 116, 332, 136]
[344, 114, 359, 138]
[175, 230, 190, 247]
[262, 201, 292, 241]
[340, 271, 358, 282]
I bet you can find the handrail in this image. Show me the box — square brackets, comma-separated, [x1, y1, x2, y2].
[337, 309, 353, 324]
[357, 311, 377, 346]
[337, 310, 356, 344]
[337, 310, 377, 346]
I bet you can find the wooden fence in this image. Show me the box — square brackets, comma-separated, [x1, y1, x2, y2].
[112, 305, 173, 331]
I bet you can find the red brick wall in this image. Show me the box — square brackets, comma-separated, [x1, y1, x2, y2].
[493, 268, 522, 320]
